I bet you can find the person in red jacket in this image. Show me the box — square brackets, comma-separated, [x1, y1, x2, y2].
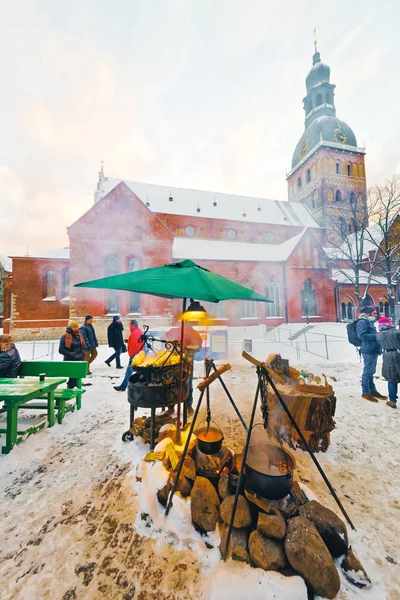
[114, 320, 144, 392]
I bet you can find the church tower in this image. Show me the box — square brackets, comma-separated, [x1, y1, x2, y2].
[287, 41, 367, 236]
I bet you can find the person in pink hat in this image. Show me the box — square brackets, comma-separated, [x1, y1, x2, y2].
[376, 316, 400, 408]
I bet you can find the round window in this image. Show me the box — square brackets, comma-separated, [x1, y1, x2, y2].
[264, 232, 274, 243]
[227, 229, 237, 240]
[185, 225, 195, 237]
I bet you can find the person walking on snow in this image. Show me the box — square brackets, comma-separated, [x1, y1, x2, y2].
[376, 316, 400, 409]
[59, 321, 86, 388]
[105, 316, 124, 369]
[355, 306, 386, 402]
[114, 320, 144, 392]
[79, 315, 99, 375]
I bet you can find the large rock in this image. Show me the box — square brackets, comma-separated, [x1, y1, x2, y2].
[190, 476, 220, 532]
[220, 495, 252, 528]
[291, 481, 309, 506]
[173, 455, 196, 481]
[299, 500, 348, 557]
[218, 473, 231, 500]
[248, 530, 287, 571]
[170, 471, 193, 498]
[220, 526, 250, 563]
[341, 547, 372, 589]
[285, 515, 340, 599]
[257, 513, 286, 540]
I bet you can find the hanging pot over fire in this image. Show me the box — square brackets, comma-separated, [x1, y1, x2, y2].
[196, 420, 224, 455]
[245, 424, 295, 500]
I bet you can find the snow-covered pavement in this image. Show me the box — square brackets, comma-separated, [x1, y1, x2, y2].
[0, 336, 399, 599]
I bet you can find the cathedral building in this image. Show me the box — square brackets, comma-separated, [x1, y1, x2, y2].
[3, 46, 390, 341]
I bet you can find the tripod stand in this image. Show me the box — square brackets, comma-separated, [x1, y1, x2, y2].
[223, 358, 355, 560]
[165, 358, 248, 516]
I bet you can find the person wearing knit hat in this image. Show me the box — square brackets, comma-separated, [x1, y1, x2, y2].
[377, 316, 400, 409]
[59, 321, 86, 388]
[80, 316, 99, 375]
[355, 306, 387, 402]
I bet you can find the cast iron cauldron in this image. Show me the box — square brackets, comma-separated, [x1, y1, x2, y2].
[196, 421, 224, 455]
[245, 442, 294, 500]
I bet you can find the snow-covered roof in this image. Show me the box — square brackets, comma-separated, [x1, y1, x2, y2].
[173, 230, 306, 262]
[98, 178, 320, 228]
[331, 269, 389, 285]
[325, 224, 383, 261]
[11, 247, 70, 260]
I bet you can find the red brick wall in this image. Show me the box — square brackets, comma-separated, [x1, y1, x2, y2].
[7, 258, 69, 330]
[69, 182, 173, 319]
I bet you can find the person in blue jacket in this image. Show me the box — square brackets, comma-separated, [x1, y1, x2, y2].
[355, 306, 387, 402]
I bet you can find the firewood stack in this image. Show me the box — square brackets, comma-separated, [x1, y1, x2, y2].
[264, 353, 336, 452]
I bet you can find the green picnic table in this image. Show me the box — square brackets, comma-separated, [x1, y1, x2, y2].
[0, 377, 67, 454]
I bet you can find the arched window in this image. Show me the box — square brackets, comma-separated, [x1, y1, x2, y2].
[305, 237, 311, 265]
[128, 257, 141, 313]
[240, 278, 257, 319]
[311, 197, 315, 209]
[353, 163, 358, 178]
[357, 193, 363, 205]
[61, 269, 69, 300]
[338, 217, 347, 236]
[335, 190, 342, 202]
[265, 280, 281, 318]
[327, 188, 333, 201]
[359, 164, 364, 178]
[301, 280, 317, 316]
[315, 94, 322, 107]
[335, 162, 341, 175]
[313, 189, 318, 203]
[348, 222, 352, 234]
[312, 248, 319, 268]
[325, 92, 332, 104]
[306, 169, 311, 184]
[43, 269, 56, 299]
[347, 164, 351, 176]
[105, 255, 119, 313]
[349, 191, 356, 206]
[341, 296, 354, 320]
[297, 177, 302, 191]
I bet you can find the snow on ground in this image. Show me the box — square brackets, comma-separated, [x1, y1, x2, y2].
[0, 328, 399, 599]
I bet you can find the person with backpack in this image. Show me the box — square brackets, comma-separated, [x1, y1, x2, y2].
[354, 306, 386, 402]
[376, 316, 400, 409]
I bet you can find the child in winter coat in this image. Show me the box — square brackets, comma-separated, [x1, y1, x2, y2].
[376, 316, 400, 409]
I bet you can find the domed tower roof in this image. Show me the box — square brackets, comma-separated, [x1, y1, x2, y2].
[306, 51, 331, 91]
[290, 46, 358, 169]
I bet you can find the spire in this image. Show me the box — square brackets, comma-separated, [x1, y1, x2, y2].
[94, 160, 105, 204]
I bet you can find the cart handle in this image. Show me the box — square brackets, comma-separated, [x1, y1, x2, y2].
[197, 363, 231, 391]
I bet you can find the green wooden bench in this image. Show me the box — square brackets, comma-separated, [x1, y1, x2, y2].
[19, 361, 88, 424]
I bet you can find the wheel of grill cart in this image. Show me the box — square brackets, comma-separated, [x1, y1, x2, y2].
[122, 430, 134, 442]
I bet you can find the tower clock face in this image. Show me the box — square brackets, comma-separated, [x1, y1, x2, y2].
[299, 140, 309, 158]
[333, 128, 347, 144]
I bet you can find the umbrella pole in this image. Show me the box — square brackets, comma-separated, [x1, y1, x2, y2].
[176, 298, 187, 444]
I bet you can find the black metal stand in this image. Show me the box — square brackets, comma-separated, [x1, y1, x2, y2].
[164, 359, 246, 517]
[223, 364, 355, 561]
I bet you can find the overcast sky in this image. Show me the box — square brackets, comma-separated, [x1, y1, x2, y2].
[1, 0, 399, 259]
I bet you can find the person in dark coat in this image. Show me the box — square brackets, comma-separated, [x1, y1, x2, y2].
[79, 315, 98, 375]
[105, 316, 124, 369]
[0, 334, 21, 378]
[59, 321, 86, 388]
[376, 316, 400, 409]
[355, 306, 386, 402]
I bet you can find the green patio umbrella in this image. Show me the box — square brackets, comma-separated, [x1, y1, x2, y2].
[75, 259, 270, 303]
[75, 259, 271, 435]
